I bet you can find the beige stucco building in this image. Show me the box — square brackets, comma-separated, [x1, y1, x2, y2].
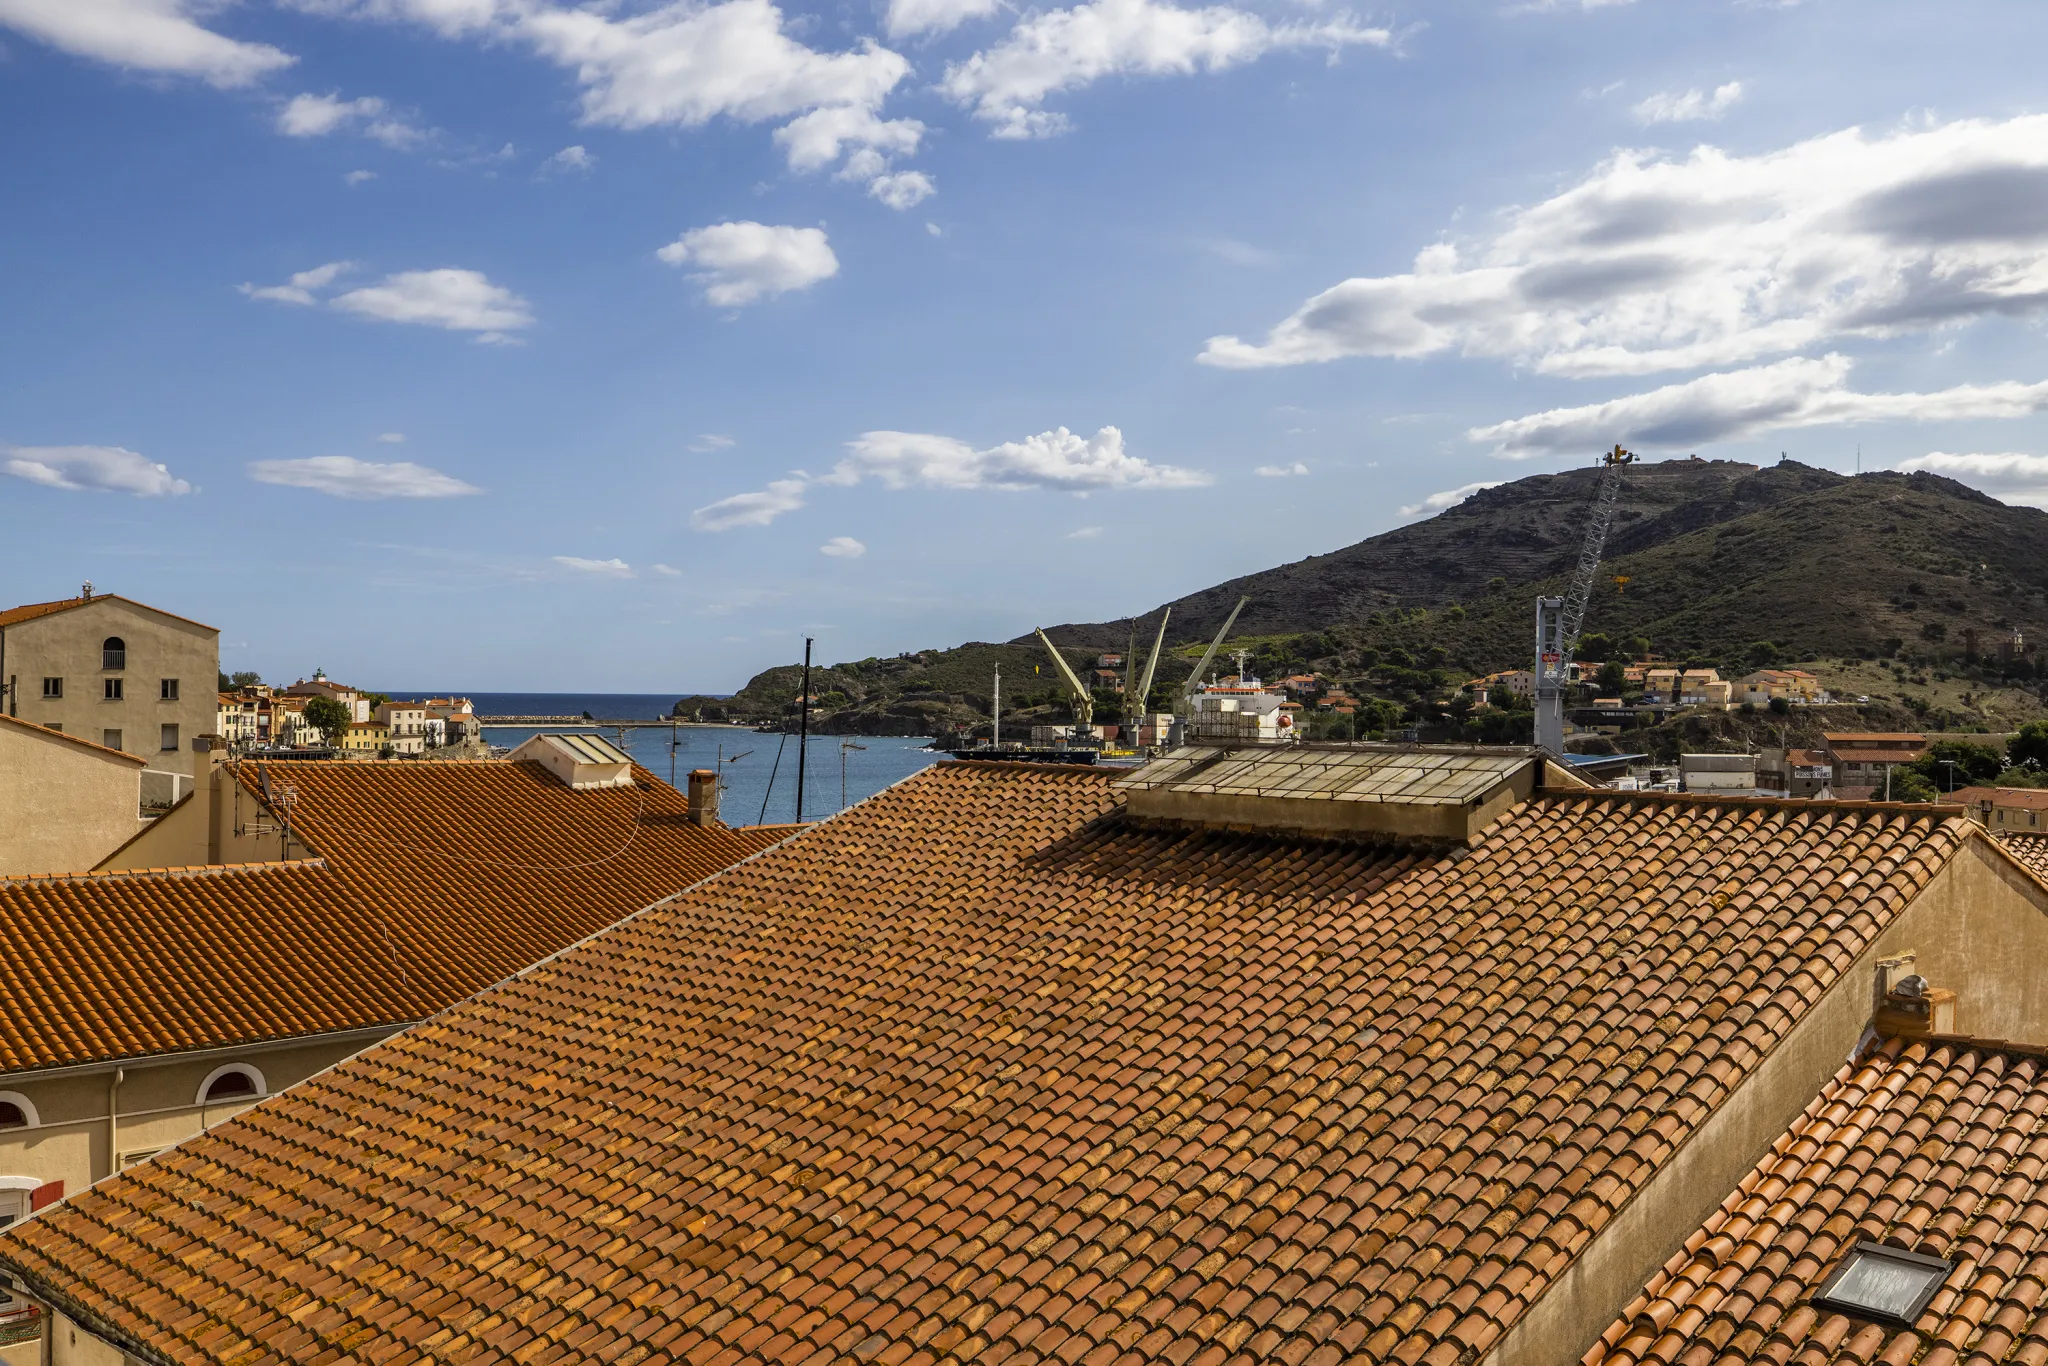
[0, 718, 149, 876]
[0, 593, 219, 780]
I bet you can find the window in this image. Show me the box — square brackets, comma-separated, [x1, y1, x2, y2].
[160, 724, 179, 752]
[160, 678, 179, 702]
[102, 637, 125, 670]
[1813, 1241, 1952, 1327]
[198, 1064, 264, 1105]
[104, 677, 123, 701]
[40, 678, 61, 699]
[102, 729, 122, 751]
[0, 1093, 36, 1132]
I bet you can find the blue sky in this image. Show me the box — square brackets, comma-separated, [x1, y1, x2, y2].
[5, 0, 2048, 691]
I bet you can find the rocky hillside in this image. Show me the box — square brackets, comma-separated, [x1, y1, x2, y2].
[681, 458, 2048, 735]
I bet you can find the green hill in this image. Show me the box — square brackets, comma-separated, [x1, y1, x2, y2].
[683, 457, 2048, 738]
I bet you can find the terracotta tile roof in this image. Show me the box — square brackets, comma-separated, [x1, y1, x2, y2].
[1955, 786, 2048, 811]
[0, 862, 436, 1073]
[0, 761, 787, 1077]
[1586, 1035, 2048, 1366]
[226, 758, 793, 1006]
[1999, 832, 2048, 877]
[0, 593, 216, 632]
[0, 764, 1980, 1366]
[0, 713, 147, 766]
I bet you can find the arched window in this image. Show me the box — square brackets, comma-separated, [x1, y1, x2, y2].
[103, 636, 126, 670]
[197, 1064, 264, 1105]
[0, 1093, 38, 1130]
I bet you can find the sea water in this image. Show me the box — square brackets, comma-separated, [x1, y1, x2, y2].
[454, 693, 943, 827]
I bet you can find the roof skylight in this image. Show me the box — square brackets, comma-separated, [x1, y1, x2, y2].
[1813, 1241, 1952, 1327]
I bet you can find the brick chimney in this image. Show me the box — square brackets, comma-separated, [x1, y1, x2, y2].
[687, 769, 720, 827]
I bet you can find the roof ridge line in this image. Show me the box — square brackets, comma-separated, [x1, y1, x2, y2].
[1887, 1030, 2048, 1064]
[0, 859, 326, 887]
[1546, 788, 1969, 819]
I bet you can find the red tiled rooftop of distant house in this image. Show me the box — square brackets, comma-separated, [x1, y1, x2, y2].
[1587, 1035, 2048, 1366]
[2, 761, 2027, 1366]
[0, 759, 790, 1075]
[1953, 785, 2048, 811]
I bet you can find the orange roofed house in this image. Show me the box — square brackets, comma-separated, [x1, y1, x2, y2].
[11, 746, 2048, 1366]
[0, 735, 786, 1359]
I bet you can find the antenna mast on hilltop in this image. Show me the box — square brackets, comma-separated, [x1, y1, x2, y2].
[1534, 445, 1634, 754]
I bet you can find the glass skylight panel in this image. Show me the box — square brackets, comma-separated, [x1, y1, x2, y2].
[1813, 1241, 1952, 1327]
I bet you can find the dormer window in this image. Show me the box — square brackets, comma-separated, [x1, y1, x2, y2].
[197, 1065, 264, 1104]
[102, 637, 125, 671]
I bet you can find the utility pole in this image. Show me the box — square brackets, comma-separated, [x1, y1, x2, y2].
[795, 636, 812, 823]
[992, 664, 1001, 748]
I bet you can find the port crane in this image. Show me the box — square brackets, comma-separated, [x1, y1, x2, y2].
[1183, 597, 1250, 710]
[1034, 628, 1097, 743]
[1124, 608, 1171, 744]
[1534, 445, 1635, 754]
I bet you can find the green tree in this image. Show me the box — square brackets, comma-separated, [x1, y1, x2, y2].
[1746, 641, 1780, 668]
[1911, 739, 2002, 791]
[1996, 766, 2048, 789]
[1577, 633, 1614, 662]
[1887, 769, 1941, 803]
[302, 696, 351, 745]
[2010, 720, 2048, 773]
[1596, 661, 1627, 694]
[218, 670, 262, 690]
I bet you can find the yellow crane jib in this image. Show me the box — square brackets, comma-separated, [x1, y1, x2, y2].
[1034, 628, 1095, 731]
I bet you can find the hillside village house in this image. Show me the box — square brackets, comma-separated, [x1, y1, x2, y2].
[1755, 744, 1837, 797]
[374, 701, 428, 755]
[1823, 731, 1929, 793]
[0, 590, 218, 780]
[14, 749, 2048, 1366]
[0, 717, 150, 876]
[0, 738, 787, 1360]
[340, 718, 389, 754]
[1644, 666, 1731, 707]
[1952, 784, 2048, 833]
[1735, 667, 1825, 706]
[281, 671, 371, 723]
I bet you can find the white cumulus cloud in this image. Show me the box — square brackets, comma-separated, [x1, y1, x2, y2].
[376, 432, 405, 443]
[941, 0, 1390, 139]
[1255, 462, 1308, 477]
[1632, 81, 1742, 125]
[540, 144, 595, 173]
[886, 0, 999, 38]
[293, 0, 923, 196]
[276, 92, 425, 146]
[330, 268, 535, 340]
[1469, 355, 2048, 457]
[869, 171, 935, 210]
[1398, 480, 1501, 518]
[3, 445, 193, 496]
[1066, 525, 1104, 539]
[1893, 452, 2048, 509]
[689, 434, 736, 452]
[344, 169, 378, 185]
[649, 562, 683, 576]
[239, 261, 354, 307]
[247, 455, 481, 499]
[820, 535, 867, 557]
[691, 476, 809, 531]
[1202, 113, 2048, 378]
[658, 222, 838, 306]
[553, 556, 635, 576]
[825, 425, 1209, 491]
[0, 0, 294, 87]
[691, 426, 1206, 531]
